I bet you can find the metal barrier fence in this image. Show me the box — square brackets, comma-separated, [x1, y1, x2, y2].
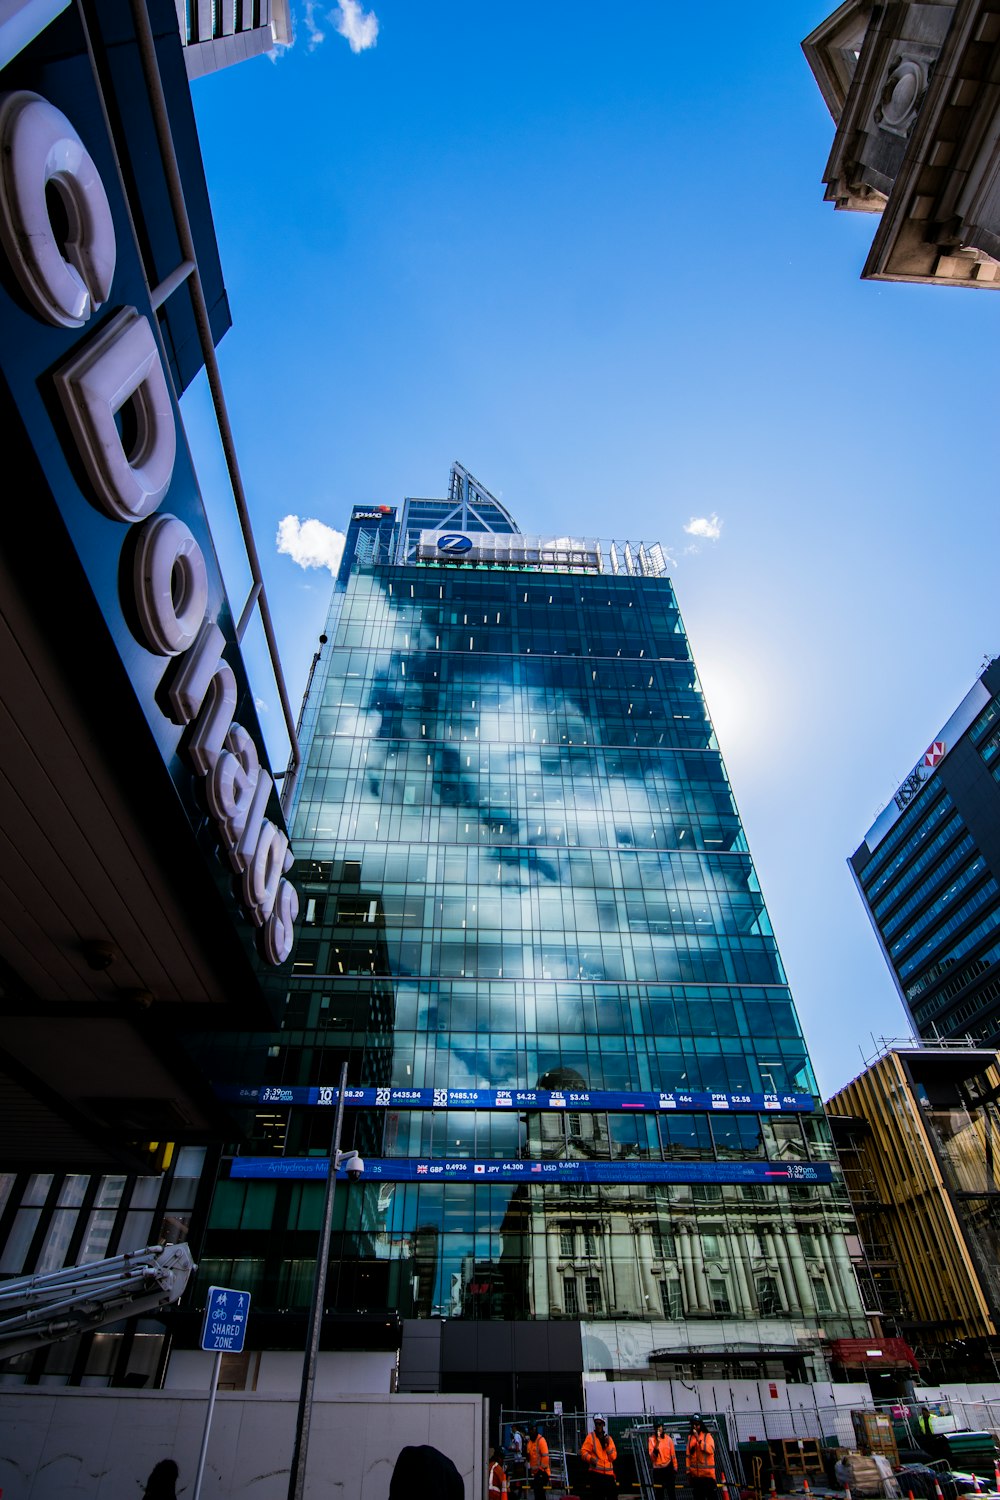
[499, 1411, 743, 1498]
[499, 1401, 1000, 1498]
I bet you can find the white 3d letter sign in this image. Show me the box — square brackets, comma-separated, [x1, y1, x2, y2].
[0, 90, 115, 327]
[0, 86, 298, 965]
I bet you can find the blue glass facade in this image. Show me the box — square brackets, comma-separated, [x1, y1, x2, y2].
[193, 485, 867, 1389]
[851, 657, 1000, 1044]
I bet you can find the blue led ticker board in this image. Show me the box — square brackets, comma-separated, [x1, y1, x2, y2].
[230, 1157, 832, 1186]
[200, 1286, 251, 1353]
[216, 1084, 814, 1114]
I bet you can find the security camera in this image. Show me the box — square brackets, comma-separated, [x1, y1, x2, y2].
[340, 1150, 364, 1181]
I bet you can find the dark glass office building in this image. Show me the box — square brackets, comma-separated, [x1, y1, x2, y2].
[850, 657, 1000, 1045]
[193, 468, 867, 1404]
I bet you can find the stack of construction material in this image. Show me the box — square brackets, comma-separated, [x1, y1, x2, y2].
[942, 1431, 1000, 1481]
[837, 1451, 900, 1497]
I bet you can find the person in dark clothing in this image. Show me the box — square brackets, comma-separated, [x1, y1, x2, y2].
[142, 1460, 179, 1500]
[389, 1444, 465, 1500]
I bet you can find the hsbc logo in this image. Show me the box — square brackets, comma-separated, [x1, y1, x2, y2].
[923, 741, 946, 767]
[437, 533, 473, 554]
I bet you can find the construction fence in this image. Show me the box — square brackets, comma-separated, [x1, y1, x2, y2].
[499, 1401, 1000, 1500]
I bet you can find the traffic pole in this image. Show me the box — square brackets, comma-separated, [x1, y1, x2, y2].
[192, 1350, 223, 1500]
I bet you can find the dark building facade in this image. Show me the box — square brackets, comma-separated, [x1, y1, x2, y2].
[850, 657, 1000, 1045]
[0, 0, 300, 1385]
[183, 471, 869, 1406]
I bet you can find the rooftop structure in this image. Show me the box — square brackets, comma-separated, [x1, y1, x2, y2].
[803, 0, 1000, 288]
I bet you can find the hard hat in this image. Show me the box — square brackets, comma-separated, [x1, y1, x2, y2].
[593, 1413, 606, 1423]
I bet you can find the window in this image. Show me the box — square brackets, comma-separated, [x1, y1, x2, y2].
[814, 1278, 833, 1314]
[662, 1279, 683, 1318]
[756, 1276, 781, 1316]
[583, 1226, 597, 1256]
[651, 1224, 674, 1260]
[563, 1278, 579, 1316]
[559, 1228, 574, 1257]
[709, 1277, 731, 1314]
[584, 1276, 603, 1314]
[701, 1233, 721, 1259]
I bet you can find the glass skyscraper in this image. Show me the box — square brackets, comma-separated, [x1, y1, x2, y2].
[195, 468, 867, 1406]
[849, 656, 1000, 1046]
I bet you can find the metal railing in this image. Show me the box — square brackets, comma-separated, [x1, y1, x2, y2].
[83, 0, 303, 814]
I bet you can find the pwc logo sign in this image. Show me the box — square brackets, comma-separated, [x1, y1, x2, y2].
[437, 533, 473, 554]
[0, 83, 298, 964]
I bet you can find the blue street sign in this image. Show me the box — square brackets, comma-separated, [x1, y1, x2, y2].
[200, 1285, 251, 1353]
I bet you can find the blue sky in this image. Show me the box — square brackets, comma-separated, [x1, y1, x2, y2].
[183, 1, 1000, 1098]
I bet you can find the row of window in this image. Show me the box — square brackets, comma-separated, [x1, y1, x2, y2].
[296, 802, 743, 855]
[861, 789, 953, 903]
[280, 980, 805, 1040]
[295, 892, 773, 948]
[304, 738, 731, 786]
[879, 828, 972, 937]
[0, 1151, 206, 1279]
[326, 652, 697, 695]
[294, 842, 759, 894]
[900, 878, 999, 983]
[889, 855, 989, 961]
[258, 1034, 813, 1097]
[374, 1107, 830, 1162]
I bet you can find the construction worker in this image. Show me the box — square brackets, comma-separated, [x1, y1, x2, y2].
[686, 1417, 717, 1500]
[489, 1447, 509, 1500]
[509, 1426, 525, 1490]
[527, 1424, 551, 1500]
[649, 1422, 678, 1500]
[581, 1413, 618, 1498]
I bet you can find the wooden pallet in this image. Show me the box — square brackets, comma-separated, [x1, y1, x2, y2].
[768, 1438, 824, 1475]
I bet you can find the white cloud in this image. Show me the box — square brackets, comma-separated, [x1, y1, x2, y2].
[276, 515, 346, 575]
[683, 513, 723, 542]
[303, 0, 325, 48]
[332, 0, 378, 51]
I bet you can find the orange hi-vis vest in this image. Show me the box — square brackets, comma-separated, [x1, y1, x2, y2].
[686, 1431, 716, 1480]
[649, 1434, 678, 1470]
[527, 1436, 550, 1475]
[581, 1431, 617, 1478]
[489, 1459, 508, 1500]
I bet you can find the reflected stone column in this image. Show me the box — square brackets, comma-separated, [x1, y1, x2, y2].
[532, 1218, 555, 1317]
[818, 1232, 844, 1312]
[831, 1230, 864, 1313]
[766, 1230, 797, 1313]
[637, 1224, 661, 1314]
[679, 1224, 698, 1312]
[786, 1232, 817, 1316]
[691, 1231, 712, 1313]
[729, 1229, 754, 1315]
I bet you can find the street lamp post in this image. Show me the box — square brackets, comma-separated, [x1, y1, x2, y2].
[287, 1060, 361, 1500]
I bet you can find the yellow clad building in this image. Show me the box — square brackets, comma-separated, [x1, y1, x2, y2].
[827, 1045, 1000, 1380]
